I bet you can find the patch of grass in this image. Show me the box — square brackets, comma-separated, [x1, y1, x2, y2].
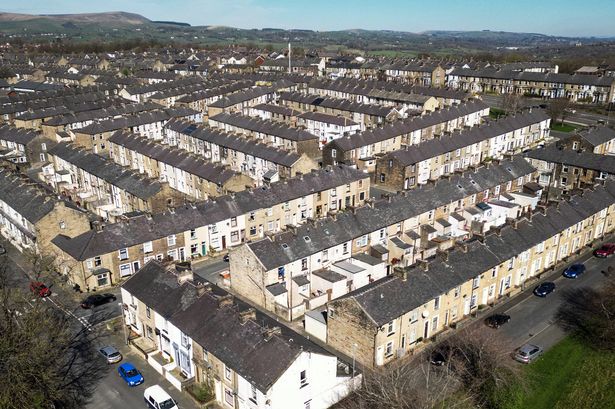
[489, 108, 506, 119]
[551, 123, 578, 132]
[501, 337, 615, 409]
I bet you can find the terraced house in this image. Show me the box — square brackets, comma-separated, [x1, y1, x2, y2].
[51, 165, 369, 289]
[447, 68, 615, 103]
[322, 99, 490, 172]
[209, 111, 320, 158]
[326, 180, 615, 368]
[43, 143, 185, 219]
[229, 158, 537, 321]
[107, 131, 253, 199]
[0, 124, 51, 166]
[164, 120, 318, 184]
[120, 261, 359, 409]
[0, 169, 90, 254]
[375, 109, 551, 190]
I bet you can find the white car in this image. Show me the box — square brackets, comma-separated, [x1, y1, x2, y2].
[144, 385, 179, 409]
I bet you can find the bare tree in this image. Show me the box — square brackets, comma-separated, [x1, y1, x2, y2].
[433, 327, 524, 409]
[556, 278, 615, 351]
[547, 98, 572, 125]
[0, 260, 107, 409]
[502, 93, 523, 113]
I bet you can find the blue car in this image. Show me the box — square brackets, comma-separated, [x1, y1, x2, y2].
[563, 263, 586, 279]
[118, 362, 144, 386]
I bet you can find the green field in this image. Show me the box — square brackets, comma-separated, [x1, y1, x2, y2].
[501, 337, 615, 409]
[550, 123, 578, 132]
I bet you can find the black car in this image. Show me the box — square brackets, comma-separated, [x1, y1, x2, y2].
[533, 282, 556, 297]
[0, 245, 6, 255]
[429, 350, 446, 366]
[81, 293, 117, 309]
[484, 313, 511, 329]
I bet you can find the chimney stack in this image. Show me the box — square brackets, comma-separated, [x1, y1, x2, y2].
[239, 308, 256, 324]
[218, 294, 234, 309]
[263, 326, 282, 341]
[393, 266, 408, 282]
[417, 259, 429, 271]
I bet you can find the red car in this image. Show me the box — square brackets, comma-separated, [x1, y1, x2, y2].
[594, 243, 615, 258]
[29, 281, 51, 297]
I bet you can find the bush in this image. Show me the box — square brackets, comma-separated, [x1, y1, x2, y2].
[187, 383, 214, 404]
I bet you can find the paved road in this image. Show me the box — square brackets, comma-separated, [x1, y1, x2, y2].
[193, 256, 229, 286]
[87, 331, 199, 409]
[484, 251, 614, 355]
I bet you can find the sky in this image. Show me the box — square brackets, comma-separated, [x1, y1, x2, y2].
[2, 0, 614, 37]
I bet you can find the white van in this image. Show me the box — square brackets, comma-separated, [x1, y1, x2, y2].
[144, 385, 179, 409]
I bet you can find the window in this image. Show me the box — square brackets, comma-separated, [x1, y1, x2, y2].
[230, 217, 237, 227]
[146, 325, 154, 340]
[119, 263, 132, 278]
[342, 243, 349, 254]
[146, 306, 151, 319]
[454, 286, 461, 298]
[385, 341, 394, 357]
[434, 296, 440, 310]
[181, 331, 190, 348]
[250, 384, 257, 403]
[300, 370, 308, 387]
[410, 310, 418, 323]
[167, 234, 176, 246]
[356, 235, 368, 247]
[387, 321, 395, 335]
[432, 316, 438, 331]
[379, 173, 385, 182]
[224, 365, 232, 380]
[322, 249, 328, 261]
[491, 266, 498, 278]
[118, 248, 129, 260]
[301, 258, 308, 271]
[331, 149, 337, 158]
[278, 267, 285, 280]
[96, 273, 108, 287]
[224, 388, 234, 406]
[231, 231, 240, 243]
[249, 226, 257, 236]
[190, 229, 197, 240]
[143, 241, 153, 253]
[472, 276, 480, 289]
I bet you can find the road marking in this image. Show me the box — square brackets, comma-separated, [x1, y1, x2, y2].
[46, 296, 92, 331]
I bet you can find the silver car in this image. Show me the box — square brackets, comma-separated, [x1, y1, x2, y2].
[513, 343, 542, 364]
[99, 346, 123, 364]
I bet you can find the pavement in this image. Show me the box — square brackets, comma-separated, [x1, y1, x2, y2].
[87, 330, 200, 409]
[192, 256, 229, 286]
[472, 245, 615, 356]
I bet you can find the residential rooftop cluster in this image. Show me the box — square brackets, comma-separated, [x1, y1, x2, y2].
[1, 47, 614, 409]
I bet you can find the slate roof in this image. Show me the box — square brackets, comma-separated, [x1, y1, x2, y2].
[248, 157, 535, 270]
[52, 165, 368, 259]
[48, 143, 163, 200]
[122, 261, 337, 393]
[449, 68, 615, 87]
[329, 99, 489, 151]
[164, 120, 303, 167]
[279, 91, 394, 117]
[575, 126, 615, 147]
[209, 87, 274, 108]
[385, 109, 550, 166]
[298, 111, 359, 127]
[108, 132, 242, 185]
[0, 169, 61, 224]
[0, 124, 40, 145]
[209, 112, 318, 142]
[251, 103, 301, 117]
[341, 179, 615, 326]
[525, 144, 615, 174]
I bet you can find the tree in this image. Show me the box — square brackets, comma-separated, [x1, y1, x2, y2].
[502, 93, 523, 113]
[547, 98, 572, 125]
[436, 327, 523, 409]
[0, 262, 107, 408]
[556, 276, 615, 351]
[0, 67, 14, 79]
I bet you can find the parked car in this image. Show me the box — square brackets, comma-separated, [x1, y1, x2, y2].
[513, 344, 543, 364]
[429, 350, 447, 366]
[484, 313, 511, 329]
[99, 346, 122, 364]
[533, 282, 556, 297]
[0, 245, 6, 255]
[223, 254, 229, 262]
[144, 385, 179, 409]
[81, 293, 116, 309]
[594, 243, 615, 258]
[562, 263, 586, 279]
[118, 362, 144, 386]
[29, 281, 51, 298]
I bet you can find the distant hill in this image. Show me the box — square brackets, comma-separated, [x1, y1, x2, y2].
[0, 11, 150, 24]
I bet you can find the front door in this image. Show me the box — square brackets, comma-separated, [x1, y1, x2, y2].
[482, 287, 489, 305]
[376, 346, 384, 366]
[423, 321, 430, 339]
[221, 236, 227, 249]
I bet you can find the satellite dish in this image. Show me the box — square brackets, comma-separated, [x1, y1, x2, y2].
[422, 310, 430, 319]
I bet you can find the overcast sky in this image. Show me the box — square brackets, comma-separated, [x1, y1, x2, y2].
[3, 0, 614, 37]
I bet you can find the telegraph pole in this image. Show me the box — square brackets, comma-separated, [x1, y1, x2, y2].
[288, 42, 291, 74]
